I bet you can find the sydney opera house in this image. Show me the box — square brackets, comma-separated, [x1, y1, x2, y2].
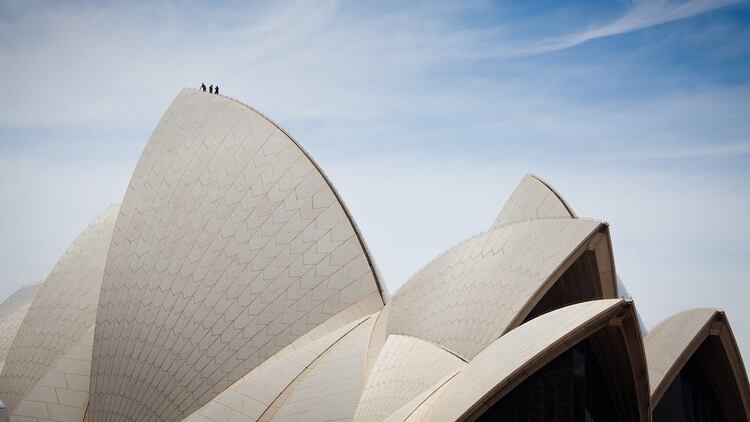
[0, 89, 748, 422]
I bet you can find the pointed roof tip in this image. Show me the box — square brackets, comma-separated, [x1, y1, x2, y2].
[650, 307, 721, 331]
[525, 173, 577, 217]
[388, 216, 610, 361]
[492, 174, 577, 229]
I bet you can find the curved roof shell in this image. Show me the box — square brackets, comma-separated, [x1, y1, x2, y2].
[644, 308, 750, 417]
[269, 316, 375, 421]
[0, 205, 119, 410]
[353, 334, 465, 422]
[89, 89, 385, 421]
[1, 89, 746, 422]
[387, 217, 615, 360]
[410, 299, 650, 421]
[0, 284, 40, 373]
[364, 304, 390, 378]
[383, 371, 460, 422]
[185, 315, 373, 421]
[10, 326, 94, 421]
[492, 174, 575, 228]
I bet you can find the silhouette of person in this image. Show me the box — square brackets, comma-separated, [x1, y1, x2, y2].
[201, 83, 206, 92]
[209, 85, 214, 94]
[215, 85, 219, 95]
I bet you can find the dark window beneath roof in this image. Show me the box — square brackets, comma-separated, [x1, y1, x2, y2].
[524, 251, 603, 324]
[477, 327, 639, 422]
[653, 335, 744, 422]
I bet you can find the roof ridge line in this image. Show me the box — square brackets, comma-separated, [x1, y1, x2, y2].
[183, 87, 389, 303]
[394, 216, 606, 296]
[647, 307, 722, 334]
[388, 333, 469, 363]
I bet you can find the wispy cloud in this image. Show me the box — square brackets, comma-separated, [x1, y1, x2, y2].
[511, 0, 743, 55]
[618, 140, 750, 159]
[0, 0, 743, 129]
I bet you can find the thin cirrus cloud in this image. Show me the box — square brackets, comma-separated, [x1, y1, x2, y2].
[617, 140, 750, 160]
[506, 0, 743, 56]
[0, 0, 742, 128]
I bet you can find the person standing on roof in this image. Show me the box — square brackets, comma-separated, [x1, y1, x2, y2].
[215, 85, 219, 95]
[200, 83, 206, 92]
[209, 85, 213, 94]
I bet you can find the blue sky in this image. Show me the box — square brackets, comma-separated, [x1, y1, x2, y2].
[1, 0, 749, 358]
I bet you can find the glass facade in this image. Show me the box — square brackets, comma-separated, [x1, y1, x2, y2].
[524, 251, 603, 323]
[477, 340, 627, 422]
[653, 342, 730, 422]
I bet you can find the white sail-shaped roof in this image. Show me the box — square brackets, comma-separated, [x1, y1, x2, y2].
[388, 217, 610, 360]
[353, 334, 465, 422]
[10, 327, 94, 421]
[644, 308, 750, 417]
[404, 299, 649, 421]
[0, 205, 118, 411]
[89, 90, 385, 421]
[492, 174, 575, 228]
[184, 315, 373, 421]
[0, 284, 40, 373]
[0, 89, 745, 422]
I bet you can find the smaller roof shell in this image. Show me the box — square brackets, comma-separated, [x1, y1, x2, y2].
[384, 371, 461, 422]
[415, 299, 650, 421]
[388, 217, 615, 360]
[0, 284, 40, 371]
[0, 205, 118, 410]
[184, 315, 372, 421]
[270, 316, 376, 421]
[10, 326, 94, 421]
[644, 308, 750, 416]
[492, 174, 576, 228]
[354, 334, 466, 422]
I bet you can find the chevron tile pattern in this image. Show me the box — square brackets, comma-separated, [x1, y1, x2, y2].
[184, 316, 371, 422]
[419, 300, 626, 421]
[0, 206, 119, 410]
[270, 316, 375, 422]
[492, 175, 574, 228]
[12, 326, 95, 422]
[89, 89, 384, 421]
[387, 218, 601, 360]
[385, 371, 459, 422]
[0, 284, 40, 373]
[1, 89, 745, 422]
[353, 334, 465, 422]
[643, 308, 717, 395]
